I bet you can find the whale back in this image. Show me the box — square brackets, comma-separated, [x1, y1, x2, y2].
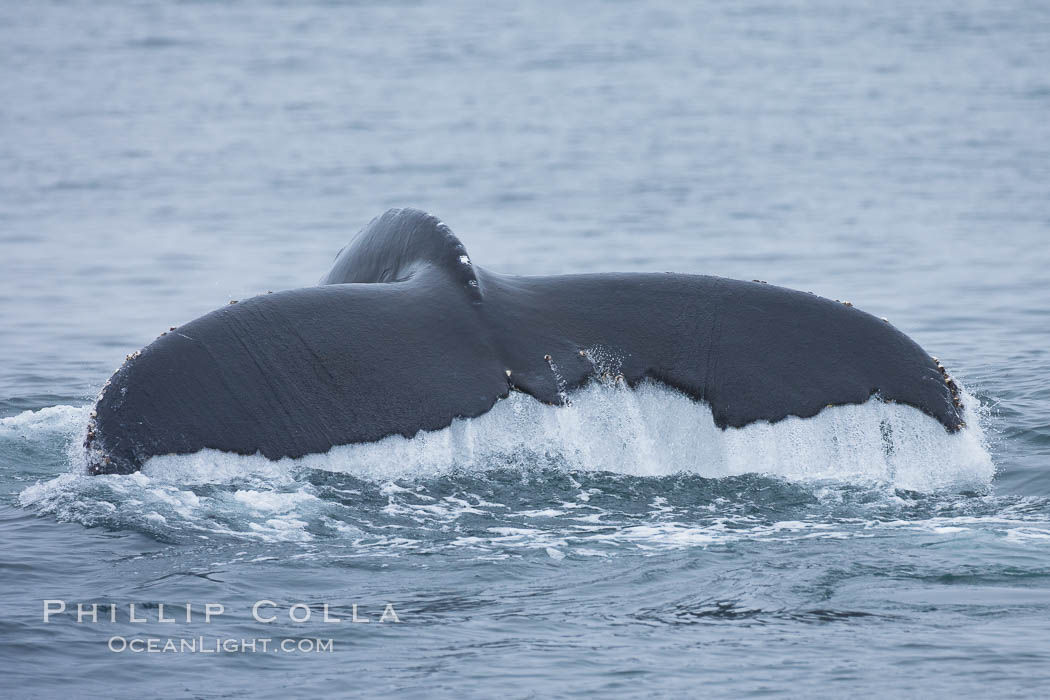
[320, 208, 480, 298]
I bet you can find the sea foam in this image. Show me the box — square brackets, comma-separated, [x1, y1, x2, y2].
[13, 379, 994, 492]
[144, 379, 993, 492]
[11, 380, 997, 545]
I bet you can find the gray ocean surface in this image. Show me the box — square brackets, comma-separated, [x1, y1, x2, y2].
[2, 1, 1049, 698]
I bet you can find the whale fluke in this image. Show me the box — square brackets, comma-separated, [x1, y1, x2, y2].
[86, 208, 963, 475]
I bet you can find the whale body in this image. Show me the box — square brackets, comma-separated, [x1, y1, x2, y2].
[85, 208, 964, 475]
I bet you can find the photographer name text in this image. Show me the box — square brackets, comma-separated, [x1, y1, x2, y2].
[43, 600, 401, 624]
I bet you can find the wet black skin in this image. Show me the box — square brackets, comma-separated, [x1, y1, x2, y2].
[86, 208, 963, 474]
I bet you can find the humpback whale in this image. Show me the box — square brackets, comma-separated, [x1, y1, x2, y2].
[85, 208, 964, 475]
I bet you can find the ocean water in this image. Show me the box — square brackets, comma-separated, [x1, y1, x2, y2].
[2, 0, 1049, 697]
